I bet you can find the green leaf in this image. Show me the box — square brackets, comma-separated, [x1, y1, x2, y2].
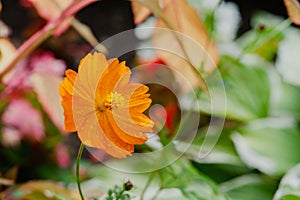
[274, 163, 300, 199]
[271, 81, 300, 120]
[87, 157, 227, 199]
[181, 128, 243, 166]
[232, 119, 300, 176]
[198, 55, 270, 121]
[159, 160, 228, 200]
[221, 175, 276, 200]
[281, 195, 300, 200]
[237, 11, 286, 61]
[276, 27, 300, 86]
[176, 127, 249, 183]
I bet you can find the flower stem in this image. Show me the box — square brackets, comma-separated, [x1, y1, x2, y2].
[115, 189, 125, 200]
[140, 172, 155, 200]
[76, 143, 85, 200]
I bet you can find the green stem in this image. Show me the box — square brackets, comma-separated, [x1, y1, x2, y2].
[116, 189, 125, 200]
[149, 187, 161, 200]
[76, 143, 85, 200]
[140, 172, 156, 200]
[149, 170, 164, 200]
[174, 87, 202, 134]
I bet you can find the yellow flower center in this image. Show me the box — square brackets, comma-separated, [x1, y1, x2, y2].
[98, 92, 125, 112]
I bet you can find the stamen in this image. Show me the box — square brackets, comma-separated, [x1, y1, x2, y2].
[98, 92, 125, 112]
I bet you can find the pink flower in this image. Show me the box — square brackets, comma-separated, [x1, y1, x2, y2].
[3, 58, 32, 94]
[31, 52, 66, 76]
[55, 143, 71, 168]
[2, 98, 45, 145]
[3, 52, 67, 133]
[29, 51, 67, 133]
[1, 127, 22, 147]
[4, 51, 66, 94]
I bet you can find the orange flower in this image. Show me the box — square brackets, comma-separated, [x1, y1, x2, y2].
[59, 52, 154, 158]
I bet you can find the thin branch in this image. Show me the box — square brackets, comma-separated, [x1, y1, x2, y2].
[0, 23, 54, 82]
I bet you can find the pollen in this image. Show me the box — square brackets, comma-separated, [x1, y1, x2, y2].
[102, 92, 125, 111]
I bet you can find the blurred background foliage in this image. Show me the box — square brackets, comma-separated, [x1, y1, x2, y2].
[0, 0, 300, 199]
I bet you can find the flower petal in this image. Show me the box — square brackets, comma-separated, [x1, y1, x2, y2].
[76, 108, 132, 158]
[59, 69, 77, 95]
[61, 95, 76, 132]
[99, 113, 134, 152]
[128, 86, 152, 112]
[77, 52, 108, 102]
[97, 59, 131, 98]
[131, 113, 154, 128]
[106, 111, 147, 144]
[59, 69, 77, 132]
[114, 114, 153, 133]
[114, 105, 154, 129]
[116, 84, 152, 113]
[116, 83, 149, 99]
[129, 97, 152, 113]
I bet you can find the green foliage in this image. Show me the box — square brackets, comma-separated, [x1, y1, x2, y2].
[233, 120, 300, 176]
[223, 176, 276, 200]
[271, 81, 300, 120]
[1, 1, 300, 200]
[274, 164, 300, 199]
[198, 55, 270, 121]
[105, 181, 133, 200]
[281, 195, 300, 200]
[237, 11, 287, 61]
